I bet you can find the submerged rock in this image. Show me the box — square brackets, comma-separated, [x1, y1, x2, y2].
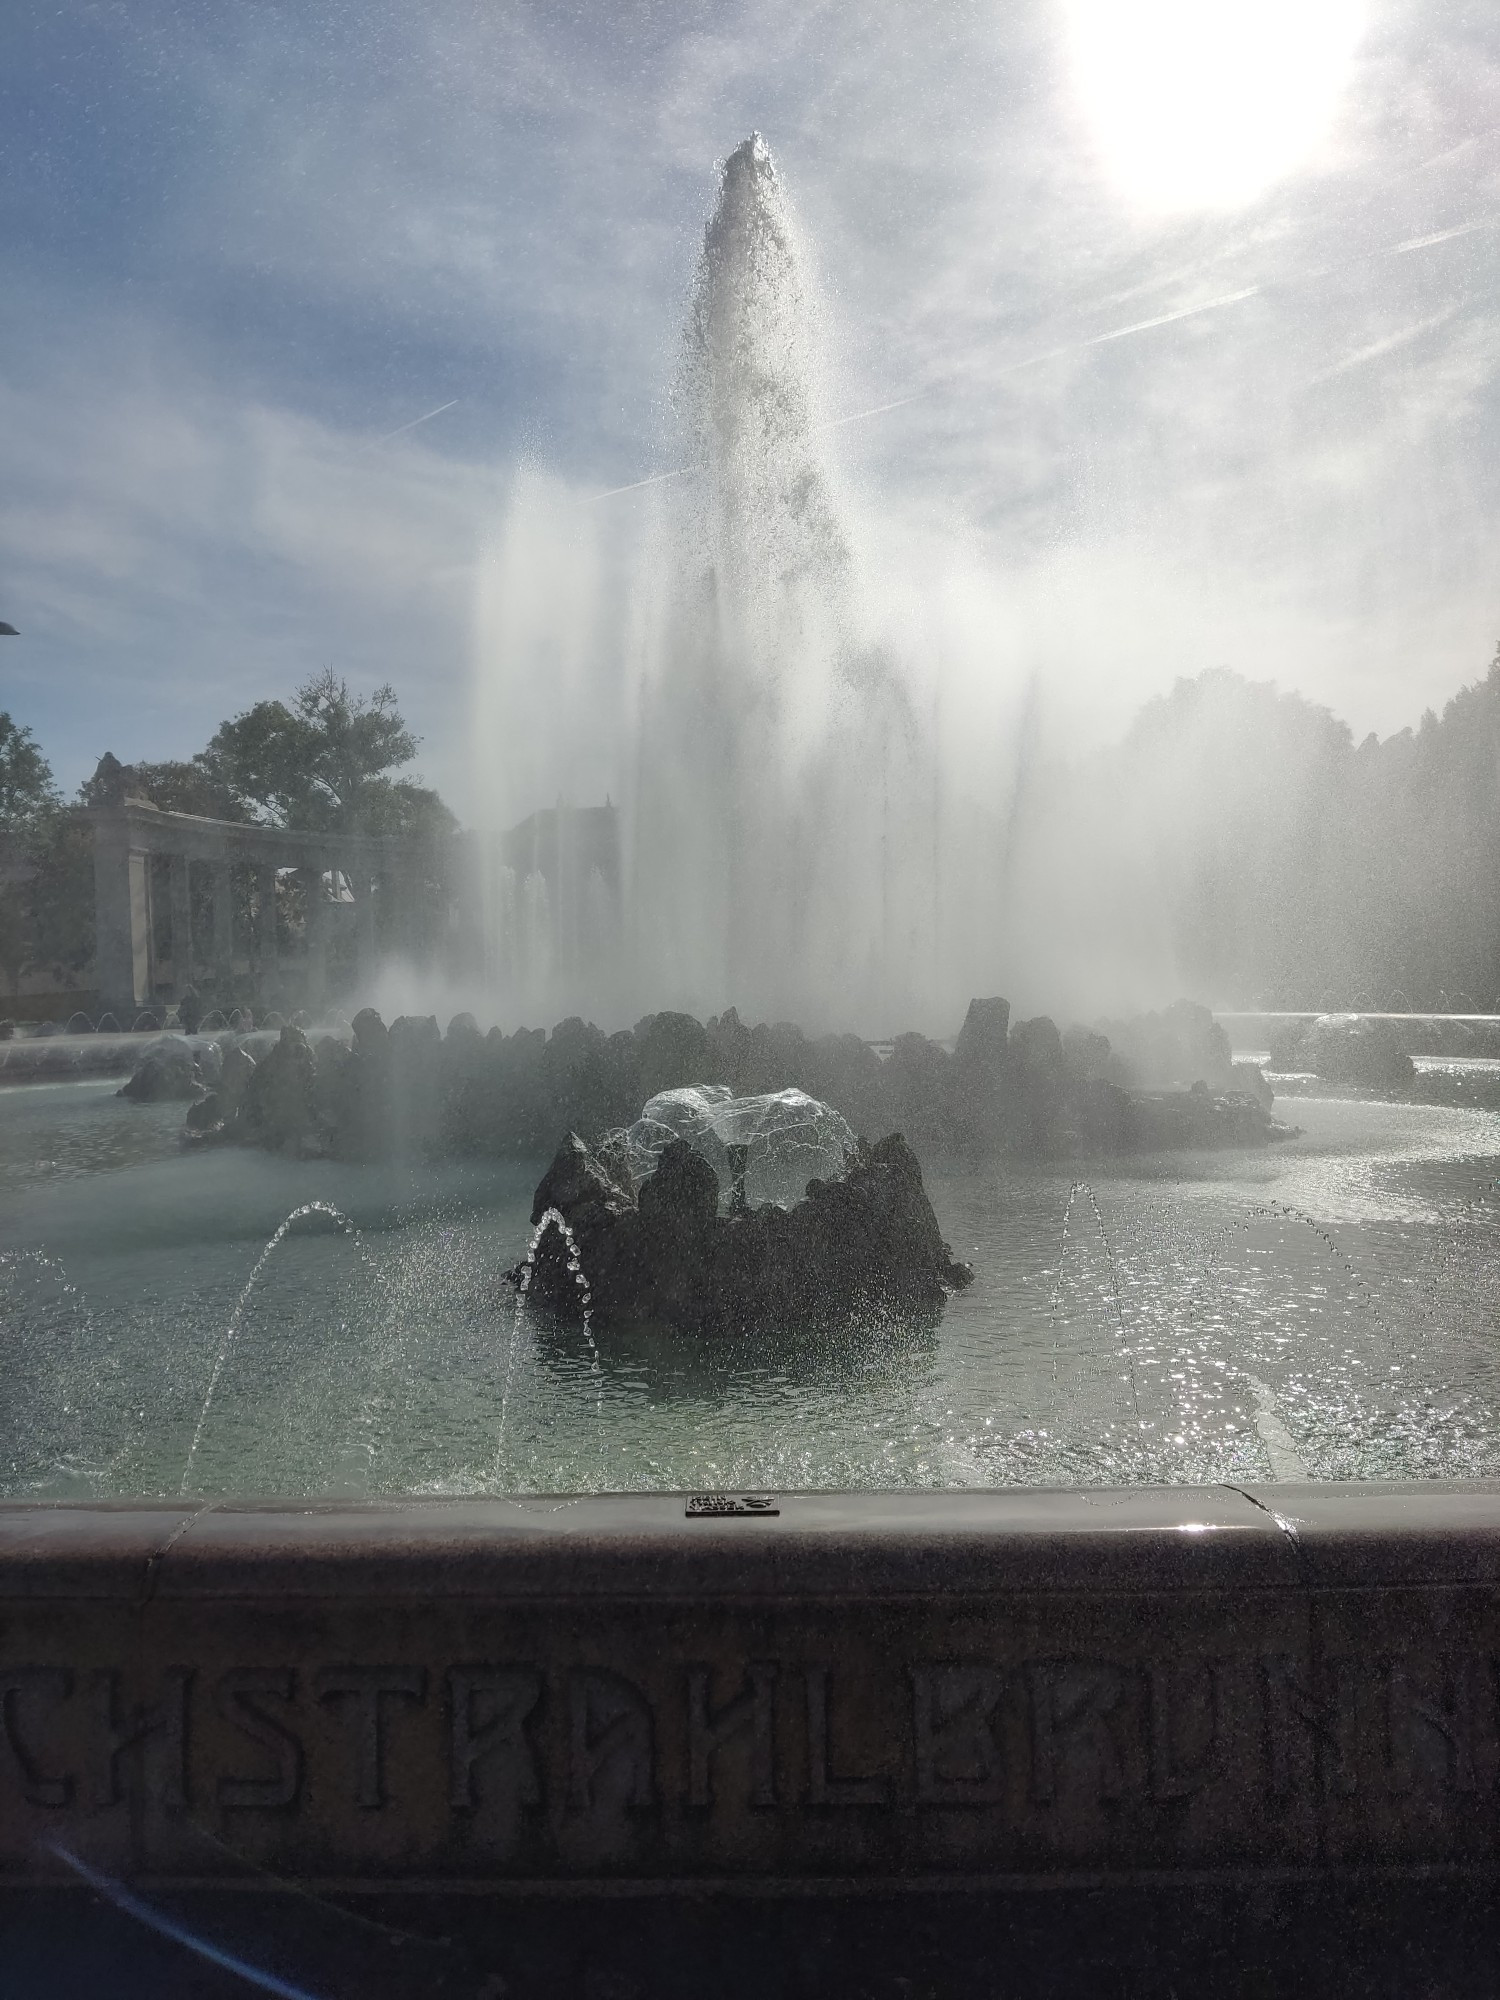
[118, 1035, 221, 1103]
[518, 1122, 973, 1336]
[1284, 1014, 1416, 1093]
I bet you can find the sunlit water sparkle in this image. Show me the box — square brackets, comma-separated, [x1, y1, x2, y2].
[3, 1078, 1500, 1497]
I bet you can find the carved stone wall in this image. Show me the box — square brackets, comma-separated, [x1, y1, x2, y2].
[4, 1484, 1500, 1893]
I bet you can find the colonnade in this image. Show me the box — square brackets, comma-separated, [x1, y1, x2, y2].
[90, 790, 432, 1009]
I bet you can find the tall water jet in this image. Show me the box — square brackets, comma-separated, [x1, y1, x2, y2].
[630, 134, 942, 1029]
[474, 136, 955, 1030]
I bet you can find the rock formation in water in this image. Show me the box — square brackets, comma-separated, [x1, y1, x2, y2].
[1269, 1014, 1416, 1093]
[519, 1127, 973, 1335]
[164, 994, 1291, 1161]
[117, 1034, 222, 1102]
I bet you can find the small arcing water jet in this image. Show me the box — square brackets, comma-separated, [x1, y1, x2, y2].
[180, 1202, 370, 1496]
[492, 1205, 600, 1487]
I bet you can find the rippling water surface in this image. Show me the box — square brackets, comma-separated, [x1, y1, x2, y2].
[3, 1079, 1499, 1498]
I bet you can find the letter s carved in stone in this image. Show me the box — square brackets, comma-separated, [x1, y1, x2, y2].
[216, 1669, 302, 1811]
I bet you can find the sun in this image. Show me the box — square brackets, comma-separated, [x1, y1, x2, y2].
[1062, 0, 1366, 214]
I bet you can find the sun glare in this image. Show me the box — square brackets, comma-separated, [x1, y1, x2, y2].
[1063, 0, 1366, 213]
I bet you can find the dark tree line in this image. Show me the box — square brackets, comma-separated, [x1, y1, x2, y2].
[1016, 651, 1500, 1010]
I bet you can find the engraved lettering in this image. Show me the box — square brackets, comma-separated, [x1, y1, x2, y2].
[1387, 1658, 1477, 1794]
[0, 1667, 72, 1807]
[1148, 1660, 1219, 1801]
[448, 1668, 542, 1811]
[316, 1666, 425, 1809]
[216, 1670, 302, 1810]
[568, 1671, 656, 1814]
[1261, 1655, 1356, 1797]
[91, 1667, 191, 1809]
[805, 1668, 889, 1807]
[686, 1663, 777, 1808]
[910, 1665, 1005, 1806]
[1028, 1662, 1125, 1804]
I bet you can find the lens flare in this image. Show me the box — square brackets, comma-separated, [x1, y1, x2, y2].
[1063, 0, 1366, 212]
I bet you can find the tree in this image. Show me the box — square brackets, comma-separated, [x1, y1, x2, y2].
[0, 715, 86, 996]
[0, 712, 60, 835]
[76, 757, 249, 822]
[195, 670, 455, 837]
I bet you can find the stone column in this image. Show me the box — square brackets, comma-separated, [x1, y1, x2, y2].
[211, 862, 234, 990]
[255, 865, 279, 977]
[92, 812, 152, 1008]
[303, 862, 329, 1005]
[354, 860, 377, 987]
[168, 853, 194, 993]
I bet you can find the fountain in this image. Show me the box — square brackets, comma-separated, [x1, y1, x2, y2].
[7, 132, 1500, 1990]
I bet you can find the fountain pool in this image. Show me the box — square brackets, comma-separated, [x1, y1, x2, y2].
[5, 1075, 1500, 1500]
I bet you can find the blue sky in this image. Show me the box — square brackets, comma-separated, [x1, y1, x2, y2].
[3, 0, 1498, 815]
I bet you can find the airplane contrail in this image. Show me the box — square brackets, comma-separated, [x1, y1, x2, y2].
[365, 398, 459, 448]
[1387, 218, 1489, 255]
[587, 211, 1492, 487]
[586, 464, 695, 502]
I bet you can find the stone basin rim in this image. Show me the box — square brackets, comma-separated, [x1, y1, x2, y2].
[4, 1481, 1500, 1599]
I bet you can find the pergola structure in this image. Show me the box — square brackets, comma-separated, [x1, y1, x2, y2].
[90, 788, 437, 1010]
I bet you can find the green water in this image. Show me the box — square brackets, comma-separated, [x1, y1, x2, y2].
[3, 1080, 1500, 1498]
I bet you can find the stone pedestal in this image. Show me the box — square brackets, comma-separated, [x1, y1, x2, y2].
[255, 864, 278, 979]
[167, 854, 193, 994]
[211, 862, 233, 989]
[302, 863, 328, 1003]
[91, 817, 150, 1007]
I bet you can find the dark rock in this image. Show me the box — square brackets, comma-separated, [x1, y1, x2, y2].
[1101, 999, 1235, 1091]
[1062, 1026, 1113, 1082]
[808, 1032, 887, 1138]
[1232, 1060, 1274, 1111]
[351, 1007, 387, 1051]
[1003, 1016, 1066, 1154]
[634, 1011, 713, 1099]
[519, 1127, 972, 1337]
[954, 997, 1011, 1078]
[1071, 1076, 1132, 1151]
[242, 1025, 320, 1152]
[177, 988, 204, 1035]
[884, 1033, 956, 1155]
[1126, 1088, 1299, 1150]
[541, 1017, 637, 1139]
[185, 1092, 223, 1133]
[118, 1036, 216, 1104]
[390, 1013, 440, 1052]
[1298, 1015, 1415, 1093]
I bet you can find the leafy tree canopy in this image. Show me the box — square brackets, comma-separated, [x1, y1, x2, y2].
[0, 713, 61, 835]
[77, 757, 249, 822]
[194, 670, 455, 838]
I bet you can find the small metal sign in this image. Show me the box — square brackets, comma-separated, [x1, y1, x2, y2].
[685, 1493, 781, 1518]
